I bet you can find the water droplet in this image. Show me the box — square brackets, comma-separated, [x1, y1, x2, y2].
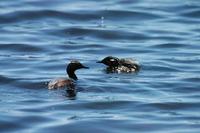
[99, 16, 105, 28]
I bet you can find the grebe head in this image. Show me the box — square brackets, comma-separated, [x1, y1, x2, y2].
[97, 56, 120, 68]
[66, 61, 89, 80]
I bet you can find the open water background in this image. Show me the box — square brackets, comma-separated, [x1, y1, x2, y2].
[0, 0, 200, 132]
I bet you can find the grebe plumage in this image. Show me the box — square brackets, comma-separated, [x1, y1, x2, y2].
[97, 56, 140, 73]
[48, 61, 89, 97]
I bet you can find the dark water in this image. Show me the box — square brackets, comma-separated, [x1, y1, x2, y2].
[0, 0, 200, 132]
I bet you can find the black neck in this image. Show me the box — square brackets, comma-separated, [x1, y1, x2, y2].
[68, 72, 78, 80]
[67, 67, 78, 80]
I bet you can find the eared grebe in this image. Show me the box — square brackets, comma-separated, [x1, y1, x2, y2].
[97, 56, 140, 73]
[48, 61, 89, 97]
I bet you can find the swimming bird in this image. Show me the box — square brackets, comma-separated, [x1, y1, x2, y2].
[97, 56, 140, 73]
[48, 61, 89, 97]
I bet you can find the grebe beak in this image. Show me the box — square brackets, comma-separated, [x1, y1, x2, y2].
[82, 65, 89, 69]
[96, 61, 102, 63]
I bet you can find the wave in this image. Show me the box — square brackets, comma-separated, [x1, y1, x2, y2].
[0, 10, 98, 24]
[180, 9, 200, 18]
[0, 9, 163, 24]
[50, 27, 150, 41]
[151, 43, 188, 49]
[0, 43, 43, 52]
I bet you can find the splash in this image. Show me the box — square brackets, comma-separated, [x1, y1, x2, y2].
[99, 16, 106, 28]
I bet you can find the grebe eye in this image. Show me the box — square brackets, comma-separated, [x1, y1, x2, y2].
[110, 59, 115, 62]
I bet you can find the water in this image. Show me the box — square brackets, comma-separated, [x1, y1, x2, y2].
[0, 0, 200, 132]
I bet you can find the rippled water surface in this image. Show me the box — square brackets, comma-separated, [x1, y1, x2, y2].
[0, 0, 200, 132]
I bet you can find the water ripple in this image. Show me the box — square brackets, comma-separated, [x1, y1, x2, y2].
[0, 10, 99, 24]
[57, 27, 150, 41]
[180, 9, 200, 18]
[0, 0, 200, 133]
[0, 43, 43, 52]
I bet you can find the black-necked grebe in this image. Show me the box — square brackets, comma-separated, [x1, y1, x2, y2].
[48, 61, 89, 97]
[97, 56, 140, 73]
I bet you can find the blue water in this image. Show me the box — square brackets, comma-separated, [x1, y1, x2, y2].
[0, 0, 200, 132]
